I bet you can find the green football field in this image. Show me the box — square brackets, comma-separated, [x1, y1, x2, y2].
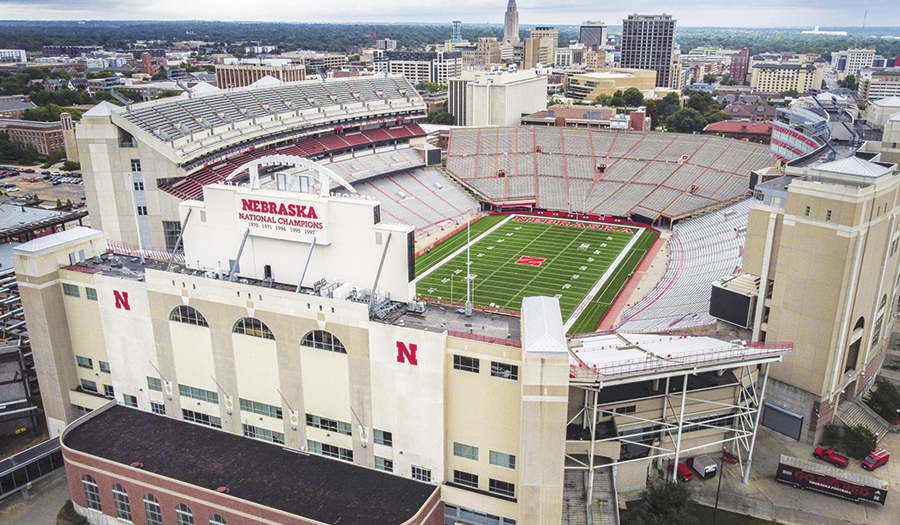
[415, 214, 658, 334]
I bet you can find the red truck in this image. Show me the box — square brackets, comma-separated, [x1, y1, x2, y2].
[814, 447, 849, 468]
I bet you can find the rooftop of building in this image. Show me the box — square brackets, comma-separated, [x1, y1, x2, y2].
[0, 118, 62, 130]
[63, 404, 437, 525]
[753, 63, 816, 70]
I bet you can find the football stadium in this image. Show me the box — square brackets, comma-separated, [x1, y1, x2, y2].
[22, 76, 826, 525]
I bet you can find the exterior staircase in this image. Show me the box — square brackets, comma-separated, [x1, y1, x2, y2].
[591, 467, 619, 525]
[836, 398, 891, 440]
[562, 471, 588, 525]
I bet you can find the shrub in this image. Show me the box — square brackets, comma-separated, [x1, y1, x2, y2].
[821, 424, 842, 447]
[627, 481, 700, 525]
[57, 499, 88, 525]
[841, 424, 877, 460]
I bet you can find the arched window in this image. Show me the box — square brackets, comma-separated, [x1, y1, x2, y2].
[82, 474, 101, 511]
[210, 514, 227, 525]
[170, 305, 209, 327]
[854, 317, 865, 331]
[143, 494, 163, 525]
[233, 317, 274, 340]
[176, 503, 194, 525]
[112, 484, 132, 521]
[301, 330, 346, 354]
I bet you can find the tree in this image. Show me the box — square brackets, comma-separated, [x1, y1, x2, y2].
[62, 160, 80, 171]
[643, 99, 660, 129]
[623, 87, 644, 107]
[666, 108, 707, 133]
[841, 425, 876, 459]
[23, 104, 82, 122]
[610, 89, 626, 107]
[838, 74, 858, 91]
[686, 92, 719, 114]
[656, 92, 682, 121]
[628, 482, 699, 525]
[704, 110, 730, 124]
[593, 94, 613, 106]
[424, 102, 454, 125]
[702, 73, 717, 84]
[866, 378, 900, 420]
[781, 89, 799, 98]
[821, 424, 842, 448]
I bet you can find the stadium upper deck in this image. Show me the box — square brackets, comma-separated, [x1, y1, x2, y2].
[445, 127, 773, 224]
[107, 76, 427, 168]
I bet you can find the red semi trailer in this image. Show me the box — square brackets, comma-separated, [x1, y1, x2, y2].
[776, 455, 888, 505]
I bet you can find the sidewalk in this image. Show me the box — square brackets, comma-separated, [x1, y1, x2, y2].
[0, 468, 70, 525]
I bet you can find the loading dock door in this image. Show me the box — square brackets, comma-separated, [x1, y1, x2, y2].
[762, 403, 803, 441]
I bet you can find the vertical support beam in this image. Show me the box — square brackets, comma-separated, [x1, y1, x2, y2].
[671, 373, 690, 482]
[587, 389, 598, 515]
[743, 362, 770, 484]
[166, 208, 192, 273]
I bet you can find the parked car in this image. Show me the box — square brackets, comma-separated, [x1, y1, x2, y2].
[814, 447, 849, 468]
[862, 449, 890, 470]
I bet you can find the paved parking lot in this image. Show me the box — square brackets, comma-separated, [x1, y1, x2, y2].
[686, 425, 900, 525]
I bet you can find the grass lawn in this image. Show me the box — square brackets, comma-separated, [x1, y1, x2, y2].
[415, 214, 658, 334]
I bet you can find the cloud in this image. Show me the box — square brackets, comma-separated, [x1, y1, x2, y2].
[0, 0, 898, 27]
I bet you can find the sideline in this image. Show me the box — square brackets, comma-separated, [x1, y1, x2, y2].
[413, 214, 515, 283]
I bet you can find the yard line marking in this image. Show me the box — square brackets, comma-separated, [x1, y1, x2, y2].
[563, 228, 644, 332]
[414, 214, 516, 283]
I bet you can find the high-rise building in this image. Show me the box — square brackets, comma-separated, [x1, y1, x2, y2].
[374, 51, 462, 85]
[448, 69, 547, 126]
[831, 48, 876, 76]
[579, 21, 607, 48]
[530, 27, 559, 57]
[620, 14, 677, 89]
[523, 38, 554, 69]
[503, 0, 519, 44]
[730, 49, 750, 84]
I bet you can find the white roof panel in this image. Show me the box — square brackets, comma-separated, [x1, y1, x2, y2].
[13, 227, 103, 255]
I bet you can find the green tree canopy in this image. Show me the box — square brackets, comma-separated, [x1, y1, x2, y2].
[666, 108, 707, 133]
[838, 74, 858, 91]
[628, 482, 700, 525]
[702, 73, 718, 84]
[623, 87, 644, 107]
[22, 104, 81, 122]
[593, 94, 613, 106]
[424, 102, 454, 125]
[656, 92, 682, 120]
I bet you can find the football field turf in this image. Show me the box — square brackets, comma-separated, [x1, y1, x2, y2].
[415, 214, 658, 334]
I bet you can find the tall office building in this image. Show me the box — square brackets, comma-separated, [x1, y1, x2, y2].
[579, 21, 607, 48]
[620, 13, 677, 89]
[503, 0, 519, 44]
[530, 27, 559, 56]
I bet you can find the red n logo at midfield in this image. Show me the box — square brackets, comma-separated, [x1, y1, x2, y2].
[397, 342, 418, 365]
[515, 256, 546, 267]
[113, 290, 130, 310]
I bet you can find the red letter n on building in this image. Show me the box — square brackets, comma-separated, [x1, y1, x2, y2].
[397, 342, 418, 365]
[113, 290, 130, 311]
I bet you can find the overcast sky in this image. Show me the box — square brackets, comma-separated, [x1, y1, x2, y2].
[1, 0, 899, 29]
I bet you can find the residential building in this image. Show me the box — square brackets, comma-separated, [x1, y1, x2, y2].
[0, 118, 66, 156]
[731, 49, 750, 84]
[565, 69, 657, 102]
[579, 21, 607, 48]
[0, 49, 27, 64]
[503, 0, 520, 44]
[620, 14, 677, 89]
[448, 69, 547, 127]
[215, 63, 306, 88]
[750, 62, 824, 94]
[859, 67, 900, 101]
[376, 38, 398, 51]
[0, 95, 36, 119]
[374, 51, 462, 85]
[727, 154, 900, 444]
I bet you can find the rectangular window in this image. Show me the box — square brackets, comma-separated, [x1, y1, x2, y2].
[163, 221, 182, 251]
[178, 384, 218, 404]
[86, 287, 98, 301]
[147, 376, 162, 392]
[804, 205, 810, 217]
[80, 379, 98, 393]
[490, 451, 516, 469]
[615, 405, 637, 414]
[826, 209, 833, 221]
[491, 362, 519, 380]
[374, 429, 392, 446]
[306, 414, 352, 435]
[240, 398, 283, 419]
[133, 181, 144, 191]
[412, 466, 432, 482]
[137, 205, 148, 216]
[99, 361, 110, 373]
[489, 479, 516, 498]
[182, 409, 221, 428]
[453, 442, 479, 460]
[151, 402, 166, 415]
[63, 283, 80, 297]
[242, 424, 285, 444]
[307, 440, 353, 461]
[453, 470, 479, 489]
[75, 405, 92, 417]
[130, 159, 141, 172]
[453, 354, 480, 373]
[76, 355, 93, 369]
[124, 394, 138, 407]
[375, 456, 394, 472]
[103, 384, 115, 398]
